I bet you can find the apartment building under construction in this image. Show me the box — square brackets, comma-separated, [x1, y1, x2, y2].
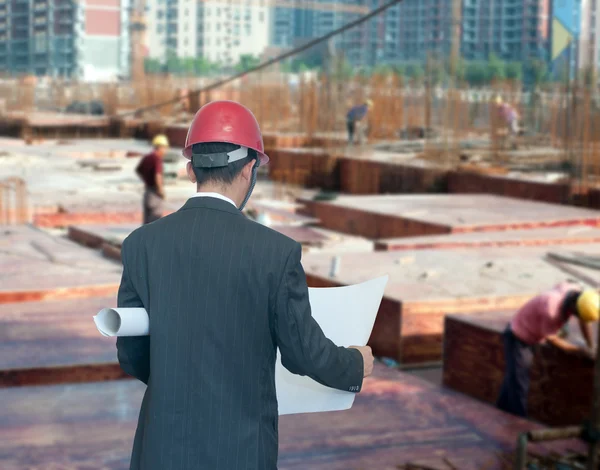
[0, 0, 129, 80]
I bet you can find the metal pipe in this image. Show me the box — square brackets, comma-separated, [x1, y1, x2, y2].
[527, 426, 582, 442]
[515, 432, 528, 470]
[515, 427, 583, 469]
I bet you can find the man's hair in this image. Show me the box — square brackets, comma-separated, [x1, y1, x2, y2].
[191, 142, 257, 186]
[564, 290, 581, 317]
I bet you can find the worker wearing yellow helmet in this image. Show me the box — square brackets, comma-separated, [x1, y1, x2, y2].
[136, 134, 169, 224]
[497, 281, 598, 418]
[346, 99, 373, 145]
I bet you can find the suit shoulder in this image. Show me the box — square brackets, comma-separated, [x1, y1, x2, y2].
[122, 223, 150, 249]
[241, 217, 299, 252]
[124, 210, 180, 246]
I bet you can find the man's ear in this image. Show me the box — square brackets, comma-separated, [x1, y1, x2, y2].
[241, 159, 255, 181]
[186, 162, 197, 183]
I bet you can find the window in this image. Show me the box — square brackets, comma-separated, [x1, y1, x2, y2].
[259, 11, 264, 22]
[217, 7, 221, 16]
[217, 23, 221, 31]
[34, 33, 46, 52]
[157, 24, 163, 33]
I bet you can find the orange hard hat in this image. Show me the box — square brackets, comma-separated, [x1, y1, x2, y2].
[182, 100, 269, 165]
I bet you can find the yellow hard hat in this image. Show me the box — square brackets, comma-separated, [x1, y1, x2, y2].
[494, 95, 503, 105]
[366, 99, 374, 108]
[152, 134, 169, 147]
[577, 289, 600, 322]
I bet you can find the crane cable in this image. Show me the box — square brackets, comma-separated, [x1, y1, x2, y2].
[119, 0, 406, 117]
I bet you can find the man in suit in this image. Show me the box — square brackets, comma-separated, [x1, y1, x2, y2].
[116, 100, 374, 470]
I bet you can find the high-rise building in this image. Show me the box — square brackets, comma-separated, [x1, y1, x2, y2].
[146, 0, 271, 67]
[394, 0, 452, 63]
[0, 0, 129, 80]
[269, 1, 366, 66]
[461, 0, 550, 63]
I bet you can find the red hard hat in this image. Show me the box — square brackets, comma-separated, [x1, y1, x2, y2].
[183, 100, 269, 165]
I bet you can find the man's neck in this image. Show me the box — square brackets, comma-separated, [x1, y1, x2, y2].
[196, 185, 239, 206]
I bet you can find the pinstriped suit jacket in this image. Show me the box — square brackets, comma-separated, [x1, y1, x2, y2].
[116, 196, 364, 470]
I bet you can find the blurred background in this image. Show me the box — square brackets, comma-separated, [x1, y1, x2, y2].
[2, 0, 600, 469]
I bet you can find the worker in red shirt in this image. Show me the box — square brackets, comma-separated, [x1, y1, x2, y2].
[136, 134, 169, 224]
[496, 281, 599, 418]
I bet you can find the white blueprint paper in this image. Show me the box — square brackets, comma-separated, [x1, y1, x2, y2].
[93, 275, 389, 415]
[94, 308, 149, 337]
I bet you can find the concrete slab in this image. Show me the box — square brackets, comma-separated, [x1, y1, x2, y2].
[0, 365, 581, 470]
[443, 313, 596, 426]
[377, 225, 600, 251]
[448, 170, 570, 204]
[68, 223, 373, 257]
[302, 245, 600, 363]
[0, 226, 121, 303]
[300, 194, 600, 239]
[0, 296, 125, 387]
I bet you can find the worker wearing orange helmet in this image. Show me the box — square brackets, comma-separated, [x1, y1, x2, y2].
[116, 100, 373, 470]
[496, 281, 598, 418]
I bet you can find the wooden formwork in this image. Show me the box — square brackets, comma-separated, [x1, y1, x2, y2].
[444, 313, 595, 426]
[0, 177, 28, 225]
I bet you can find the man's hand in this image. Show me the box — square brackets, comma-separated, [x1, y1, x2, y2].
[350, 346, 374, 378]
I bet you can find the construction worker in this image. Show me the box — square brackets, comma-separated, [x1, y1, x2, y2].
[494, 95, 520, 147]
[346, 99, 373, 145]
[496, 281, 598, 418]
[136, 134, 168, 224]
[116, 100, 373, 470]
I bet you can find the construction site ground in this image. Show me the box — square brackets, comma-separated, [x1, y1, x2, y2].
[0, 364, 584, 470]
[2, 135, 600, 468]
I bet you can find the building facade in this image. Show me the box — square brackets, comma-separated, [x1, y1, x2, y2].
[461, 0, 550, 63]
[146, 0, 270, 67]
[0, 0, 128, 80]
[269, 0, 366, 66]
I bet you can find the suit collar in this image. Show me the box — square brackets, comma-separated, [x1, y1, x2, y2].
[178, 195, 242, 216]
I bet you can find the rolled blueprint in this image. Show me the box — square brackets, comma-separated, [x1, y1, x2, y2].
[93, 275, 389, 415]
[94, 308, 149, 337]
